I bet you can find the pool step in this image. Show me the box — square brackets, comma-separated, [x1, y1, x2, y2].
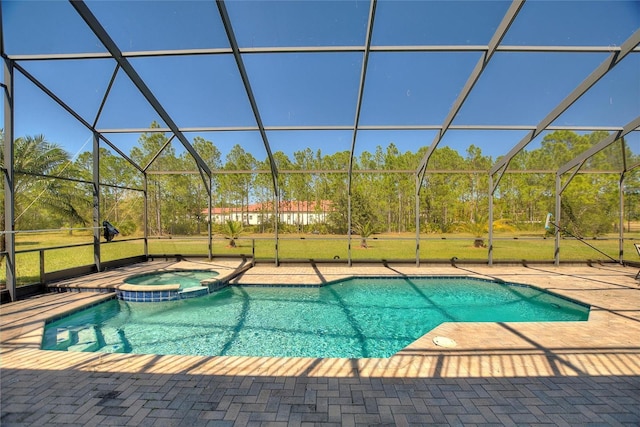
[54, 328, 72, 350]
[53, 325, 127, 353]
[68, 326, 100, 352]
[97, 327, 126, 353]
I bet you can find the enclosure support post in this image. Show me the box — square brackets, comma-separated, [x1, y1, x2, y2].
[143, 174, 148, 258]
[39, 250, 45, 284]
[620, 136, 628, 262]
[208, 178, 213, 261]
[554, 175, 561, 266]
[488, 174, 494, 266]
[274, 191, 279, 266]
[3, 57, 16, 300]
[619, 172, 625, 262]
[347, 178, 352, 267]
[92, 132, 101, 271]
[415, 174, 420, 267]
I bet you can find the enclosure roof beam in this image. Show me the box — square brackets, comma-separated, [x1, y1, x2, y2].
[97, 137, 142, 173]
[559, 160, 586, 195]
[147, 169, 564, 175]
[416, 0, 524, 179]
[216, 0, 279, 189]
[8, 44, 640, 61]
[13, 62, 144, 174]
[143, 135, 176, 173]
[92, 63, 119, 129]
[95, 124, 627, 134]
[69, 0, 211, 178]
[557, 115, 640, 175]
[13, 62, 92, 133]
[13, 169, 143, 192]
[490, 27, 640, 176]
[620, 136, 628, 173]
[0, 2, 6, 57]
[347, 0, 377, 191]
[148, 168, 598, 175]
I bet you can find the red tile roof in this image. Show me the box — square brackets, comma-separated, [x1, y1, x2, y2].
[202, 200, 333, 215]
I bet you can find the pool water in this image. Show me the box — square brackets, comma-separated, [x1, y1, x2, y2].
[124, 270, 218, 290]
[42, 277, 589, 358]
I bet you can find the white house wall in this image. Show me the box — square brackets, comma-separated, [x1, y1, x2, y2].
[207, 211, 329, 226]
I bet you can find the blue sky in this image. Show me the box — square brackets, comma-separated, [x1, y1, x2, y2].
[2, 0, 639, 167]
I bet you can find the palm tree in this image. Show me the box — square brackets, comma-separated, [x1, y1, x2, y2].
[222, 220, 243, 247]
[459, 213, 515, 248]
[355, 220, 376, 248]
[456, 210, 488, 248]
[1, 134, 88, 255]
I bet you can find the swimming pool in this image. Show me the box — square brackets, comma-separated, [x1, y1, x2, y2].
[42, 276, 589, 358]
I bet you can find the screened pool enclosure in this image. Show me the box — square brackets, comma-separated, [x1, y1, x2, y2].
[1, 0, 639, 301]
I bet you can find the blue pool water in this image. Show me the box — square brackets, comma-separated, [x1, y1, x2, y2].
[124, 270, 218, 290]
[42, 277, 589, 358]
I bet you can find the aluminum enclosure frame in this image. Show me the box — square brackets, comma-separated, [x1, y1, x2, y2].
[1, 0, 639, 299]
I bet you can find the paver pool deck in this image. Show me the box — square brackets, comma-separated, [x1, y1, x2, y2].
[1, 260, 639, 426]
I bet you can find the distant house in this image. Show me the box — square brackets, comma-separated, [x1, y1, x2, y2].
[202, 200, 333, 226]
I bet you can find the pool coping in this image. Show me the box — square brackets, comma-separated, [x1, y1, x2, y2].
[117, 283, 181, 292]
[46, 260, 252, 301]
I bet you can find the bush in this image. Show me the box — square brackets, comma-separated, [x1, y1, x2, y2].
[278, 223, 299, 234]
[311, 223, 330, 234]
[243, 225, 258, 234]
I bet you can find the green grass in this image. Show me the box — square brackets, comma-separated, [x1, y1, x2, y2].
[3, 231, 145, 285]
[2, 230, 639, 287]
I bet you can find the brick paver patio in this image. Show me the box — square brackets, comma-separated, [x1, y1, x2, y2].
[1, 261, 639, 426]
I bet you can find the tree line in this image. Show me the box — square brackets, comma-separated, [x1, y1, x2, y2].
[1, 127, 638, 241]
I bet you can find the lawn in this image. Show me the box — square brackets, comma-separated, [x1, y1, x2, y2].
[2, 230, 638, 286]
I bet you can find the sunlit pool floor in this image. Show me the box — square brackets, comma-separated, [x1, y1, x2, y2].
[41, 276, 589, 358]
